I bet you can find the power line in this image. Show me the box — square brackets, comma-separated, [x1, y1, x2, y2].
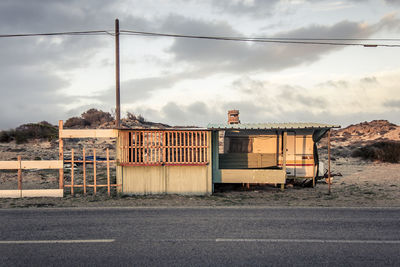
[0, 30, 114, 38]
[120, 30, 400, 47]
[1, 28, 400, 47]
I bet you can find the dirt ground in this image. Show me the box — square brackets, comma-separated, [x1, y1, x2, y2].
[1, 155, 399, 208]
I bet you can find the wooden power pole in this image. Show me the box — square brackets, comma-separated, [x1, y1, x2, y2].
[115, 18, 121, 128]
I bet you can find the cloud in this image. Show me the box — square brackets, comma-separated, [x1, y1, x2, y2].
[360, 76, 378, 84]
[317, 80, 349, 88]
[208, 0, 376, 17]
[162, 15, 388, 74]
[384, 99, 400, 109]
[0, 0, 151, 129]
[384, 0, 400, 6]
[210, 0, 280, 17]
[277, 85, 327, 108]
[0, 69, 72, 129]
[135, 101, 225, 127]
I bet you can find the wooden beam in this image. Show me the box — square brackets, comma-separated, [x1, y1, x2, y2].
[83, 148, 86, 196]
[59, 120, 64, 189]
[281, 131, 287, 191]
[93, 149, 97, 196]
[0, 160, 63, 170]
[17, 156, 22, 190]
[107, 148, 110, 196]
[220, 169, 286, 184]
[21, 189, 63, 198]
[0, 189, 64, 198]
[71, 149, 74, 196]
[60, 129, 118, 138]
[0, 190, 21, 198]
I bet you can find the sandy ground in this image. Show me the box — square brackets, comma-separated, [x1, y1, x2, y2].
[0, 158, 399, 208]
[1, 141, 399, 208]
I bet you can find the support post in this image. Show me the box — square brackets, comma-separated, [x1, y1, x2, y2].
[115, 18, 121, 128]
[281, 131, 287, 191]
[107, 148, 110, 196]
[71, 149, 74, 196]
[312, 160, 316, 188]
[328, 129, 331, 194]
[17, 156, 22, 190]
[83, 147, 86, 196]
[93, 149, 97, 196]
[58, 120, 64, 189]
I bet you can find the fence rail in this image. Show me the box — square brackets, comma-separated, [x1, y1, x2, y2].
[119, 130, 210, 166]
[0, 160, 62, 170]
[0, 157, 63, 197]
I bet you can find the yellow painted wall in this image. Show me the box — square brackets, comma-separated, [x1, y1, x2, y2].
[252, 136, 277, 153]
[117, 165, 211, 195]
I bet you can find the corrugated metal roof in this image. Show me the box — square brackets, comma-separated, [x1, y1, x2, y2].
[207, 122, 340, 130]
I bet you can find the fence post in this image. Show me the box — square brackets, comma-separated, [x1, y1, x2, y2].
[281, 131, 287, 191]
[58, 120, 64, 190]
[71, 148, 74, 196]
[83, 147, 86, 196]
[107, 148, 110, 196]
[17, 155, 22, 190]
[93, 149, 97, 196]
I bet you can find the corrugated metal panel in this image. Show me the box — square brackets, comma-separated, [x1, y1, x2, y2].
[207, 122, 340, 130]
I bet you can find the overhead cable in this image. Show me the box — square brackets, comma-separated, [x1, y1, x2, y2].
[1, 29, 400, 47]
[120, 30, 400, 47]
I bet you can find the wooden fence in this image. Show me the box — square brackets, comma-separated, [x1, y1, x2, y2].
[63, 148, 120, 196]
[0, 157, 63, 198]
[119, 130, 210, 166]
[59, 121, 120, 196]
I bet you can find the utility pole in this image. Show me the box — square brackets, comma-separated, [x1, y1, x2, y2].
[115, 18, 121, 128]
[328, 129, 331, 194]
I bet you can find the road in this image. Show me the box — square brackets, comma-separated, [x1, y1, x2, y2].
[0, 206, 399, 266]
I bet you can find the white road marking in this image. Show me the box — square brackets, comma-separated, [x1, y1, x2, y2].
[215, 238, 400, 244]
[0, 239, 115, 244]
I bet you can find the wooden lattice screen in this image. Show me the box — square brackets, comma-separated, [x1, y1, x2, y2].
[119, 130, 210, 166]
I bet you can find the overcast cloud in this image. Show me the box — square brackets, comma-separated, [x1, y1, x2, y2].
[0, 0, 400, 129]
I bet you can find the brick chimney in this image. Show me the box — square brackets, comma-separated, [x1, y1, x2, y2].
[228, 110, 240, 124]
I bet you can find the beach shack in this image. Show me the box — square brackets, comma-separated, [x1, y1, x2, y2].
[115, 111, 339, 195]
[209, 110, 339, 188]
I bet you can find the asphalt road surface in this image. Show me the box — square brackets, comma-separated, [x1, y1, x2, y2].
[0, 206, 399, 266]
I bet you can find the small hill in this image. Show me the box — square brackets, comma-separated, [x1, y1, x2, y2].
[331, 120, 400, 146]
[0, 109, 170, 144]
[320, 120, 400, 163]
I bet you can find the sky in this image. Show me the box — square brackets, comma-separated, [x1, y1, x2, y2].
[1, 0, 400, 129]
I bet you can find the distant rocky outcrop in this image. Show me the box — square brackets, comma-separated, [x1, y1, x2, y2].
[331, 120, 400, 146]
[319, 120, 400, 163]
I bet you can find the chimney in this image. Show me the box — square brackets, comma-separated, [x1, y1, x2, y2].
[228, 110, 240, 124]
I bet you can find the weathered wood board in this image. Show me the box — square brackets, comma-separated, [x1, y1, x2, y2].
[220, 169, 286, 184]
[0, 160, 63, 170]
[60, 129, 118, 138]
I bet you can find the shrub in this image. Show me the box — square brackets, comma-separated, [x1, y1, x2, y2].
[126, 112, 145, 123]
[64, 117, 88, 128]
[0, 122, 58, 144]
[351, 141, 400, 163]
[13, 121, 58, 144]
[81, 108, 113, 127]
[64, 109, 114, 128]
[0, 130, 14, 143]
